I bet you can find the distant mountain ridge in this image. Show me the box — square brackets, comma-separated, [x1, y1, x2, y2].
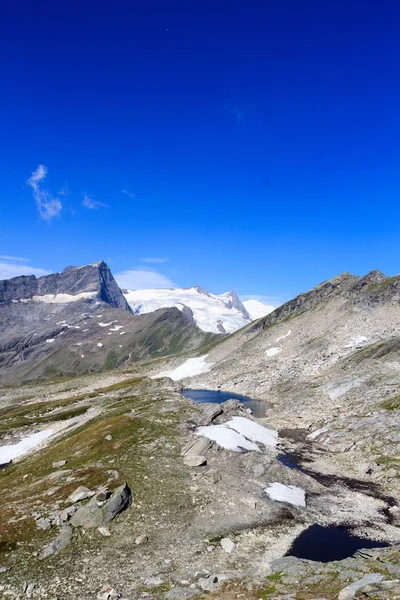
[123, 286, 274, 334]
[0, 261, 130, 311]
[0, 262, 219, 383]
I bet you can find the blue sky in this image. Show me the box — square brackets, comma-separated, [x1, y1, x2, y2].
[1, 0, 400, 305]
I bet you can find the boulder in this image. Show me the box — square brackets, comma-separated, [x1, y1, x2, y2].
[67, 486, 95, 503]
[40, 525, 73, 559]
[197, 403, 223, 425]
[52, 460, 67, 468]
[183, 455, 207, 467]
[338, 574, 384, 599]
[220, 538, 235, 554]
[70, 482, 132, 528]
[181, 436, 213, 457]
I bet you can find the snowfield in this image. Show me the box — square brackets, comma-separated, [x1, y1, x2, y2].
[265, 482, 306, 507]
[124, 287, 274, 334]
[0, 430, 54, 464]
[265, 347, 281, 357]
[151, 356, 212, 380]
[195, 417, 278, 453]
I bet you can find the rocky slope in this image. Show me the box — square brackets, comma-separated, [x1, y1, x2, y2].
[0, 262, 218, 383]
[2, 268, 400, 599]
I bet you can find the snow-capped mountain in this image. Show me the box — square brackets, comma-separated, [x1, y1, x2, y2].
[123, 286, 274, 334]
[243, 299, 276, 320]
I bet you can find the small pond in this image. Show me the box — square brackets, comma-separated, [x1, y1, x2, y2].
[286, 524, 389, 562]
[182, 389, 270, 418]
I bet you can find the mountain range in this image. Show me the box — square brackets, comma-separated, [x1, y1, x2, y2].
[0, 261, 271, 383]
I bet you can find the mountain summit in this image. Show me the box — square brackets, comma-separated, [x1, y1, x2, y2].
[0, 261, 130, 311]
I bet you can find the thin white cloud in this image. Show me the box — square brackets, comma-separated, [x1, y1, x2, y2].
[0, 262, 51, 281]
[82, 195, 107, 210]
[115, 269, 176, 290]
[140, 257, 169, 264]
[121, 189, 135, 198]
[27, 165, 62, 221]
[240, 294, 285, 306]
[0, 255, 30, 263]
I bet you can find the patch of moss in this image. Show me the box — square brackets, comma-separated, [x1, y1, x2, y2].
[382, 394, 400, 410]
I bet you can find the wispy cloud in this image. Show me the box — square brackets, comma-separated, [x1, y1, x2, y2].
[240, 294, 286, 307]
[0, 261, 51, 281]
[115, 269, 176, 290]
[140, 257, 169, 264]
[0, 255, 30, 263]
[121, 189, 135, 198]
[82, 195, 107, 210]
[27, 165, 63, 221]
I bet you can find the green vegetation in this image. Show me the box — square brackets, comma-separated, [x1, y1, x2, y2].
[382, 393, 400, 410]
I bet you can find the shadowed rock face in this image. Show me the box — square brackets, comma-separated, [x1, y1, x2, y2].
[0, 261, 131, 311]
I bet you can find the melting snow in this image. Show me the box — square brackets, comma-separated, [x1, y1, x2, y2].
[32, 292, 95, 303]
[97, 343, 103, 347]
[195, 417, 278, 453]
[98, 321, 115, 327]
[196, 424, 260, 452]
[152, 356, 212, 381]
[276, 330, 291, 342]
[0, 430, 54, 464]
[45, 339, 55, 343]
[109, 325, 124, 331]
[265, 483, 306, 507]
[265, 347, 281, 357]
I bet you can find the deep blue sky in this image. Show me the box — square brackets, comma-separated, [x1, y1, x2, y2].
[1, 0, 400, 303]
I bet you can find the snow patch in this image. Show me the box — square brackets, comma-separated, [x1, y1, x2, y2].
[97, 343, 103, 348]
[0, 430, 54, 464]
[152, 356, 212, 381]
[109, 325, 124, 331]
[98, 321, 115, 327]
[195, 417, 278, 453]
[265, 347, 281, 357]
[264, 483, 306, 507]
[276, 330, 291, 342]
[32, 292, 96, 303]
[227, 416, 278, 447]
[45, 338, 55, 343]
[196, 424, 260, 452]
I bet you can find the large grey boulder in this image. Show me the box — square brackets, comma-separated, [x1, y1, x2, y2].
[40, 525, 73, 559]
[338, 573, 385, 600]
[70, 482, 132, 528]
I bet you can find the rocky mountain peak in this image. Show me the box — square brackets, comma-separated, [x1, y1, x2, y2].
[0, 261, 131, 311]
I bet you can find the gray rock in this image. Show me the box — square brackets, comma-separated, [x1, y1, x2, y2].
[220, 538, 235, 554]
[181, 436, 213, 457]
[338, 573, 385, 599]
[134, 534, 148, 545]
[98, 526, 111, 536]
[183, 455, 207, 467]
[197, 403, 223, 425]
[40, 525, 73, 559]
[144, 576, 164, 588]
[70, 482, 132, 528]
[36, 518, 51, 531]
[67, 486, 95, 503]
[25, 583, 35, 598]
[52, 460, 67, 468]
